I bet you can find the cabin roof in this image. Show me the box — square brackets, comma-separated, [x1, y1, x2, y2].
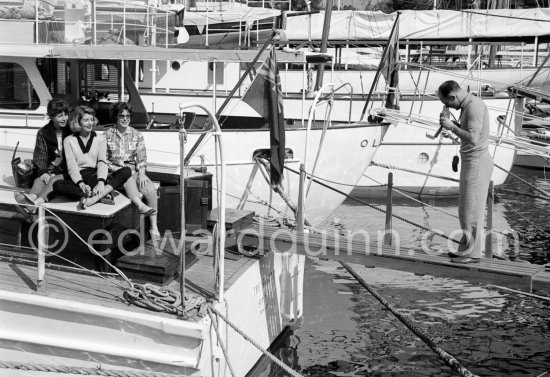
[0, 43, 307, 63]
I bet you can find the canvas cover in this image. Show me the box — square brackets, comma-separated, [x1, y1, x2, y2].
[284, 8, 550, 41]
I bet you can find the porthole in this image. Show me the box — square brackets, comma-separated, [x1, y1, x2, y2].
[418, 152, 429, 164]
[171, 61, 181, 71]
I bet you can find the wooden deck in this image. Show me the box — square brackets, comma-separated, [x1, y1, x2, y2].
[0, 243, 257, 320]
[239, 224, 550, 293]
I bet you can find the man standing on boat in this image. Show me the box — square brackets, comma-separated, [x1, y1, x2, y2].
[437, 80, 494, 264]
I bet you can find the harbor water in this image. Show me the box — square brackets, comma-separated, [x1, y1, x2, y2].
[250, 166, 550, 376]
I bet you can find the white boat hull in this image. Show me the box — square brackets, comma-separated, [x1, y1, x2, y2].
[514, 151, 550, 169]
[0, 251, 305, 377]
[0, 123, 386, 226]
[139, 91, 520, 196]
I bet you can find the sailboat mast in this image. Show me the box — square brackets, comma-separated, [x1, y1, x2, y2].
[314, 0, 334, 91]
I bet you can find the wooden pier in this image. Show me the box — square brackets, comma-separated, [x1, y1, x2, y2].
[238, 224, 550, 293]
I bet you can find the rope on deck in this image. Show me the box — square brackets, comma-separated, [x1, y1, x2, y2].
[123, 283, 207, 319]
[284, 166, 460, 244]
[0, 361, 184, 377]
[209, 307, 304, 377]
[339, 261, 479, 377]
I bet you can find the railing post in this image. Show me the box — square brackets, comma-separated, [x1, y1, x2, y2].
[37, 206, 46, 293]
[34, 0, 38, 43]
[384, 172, 393, 246]
[91, 0, 96, 45]
[123, 2, 126, 46]
[296, 163, 305, 233]
[485, 180, 494, 259]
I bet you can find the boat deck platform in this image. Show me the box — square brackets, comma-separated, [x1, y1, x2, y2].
[239, 224, 550, 293]
[0, 245, 256, 321]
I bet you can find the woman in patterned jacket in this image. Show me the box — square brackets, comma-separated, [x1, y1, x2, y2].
[105, 102, 159, 240]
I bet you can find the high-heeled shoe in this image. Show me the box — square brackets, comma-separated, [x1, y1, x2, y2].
[98, 193, 115, 205]
[139, 205, 156, 216]
[14, 192, 37, 214]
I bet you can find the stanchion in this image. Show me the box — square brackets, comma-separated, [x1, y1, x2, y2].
[485, 180, 494, 259]
[296, 163, 306, 233]
[37, 206, 46, 293]
[384, 172, 393, 246]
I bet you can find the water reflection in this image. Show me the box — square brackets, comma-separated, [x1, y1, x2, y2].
[248, 167, 550, 377]
[250, 260, 550, 377]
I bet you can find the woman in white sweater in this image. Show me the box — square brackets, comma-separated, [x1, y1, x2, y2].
[53, 106, 131, 209]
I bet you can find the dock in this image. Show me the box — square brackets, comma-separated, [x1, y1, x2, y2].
[238, 224, 550, 293]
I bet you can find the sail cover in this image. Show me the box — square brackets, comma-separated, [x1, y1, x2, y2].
[284, 8, 550, 41]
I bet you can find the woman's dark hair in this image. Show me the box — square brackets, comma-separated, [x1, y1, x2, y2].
[437, 80, 461, 99]
[47, 98, 70, 118]
[110, 102, 134, 123]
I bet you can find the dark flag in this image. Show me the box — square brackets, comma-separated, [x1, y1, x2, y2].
[381, 17, 400, 110]
[242, 47, 286, 186]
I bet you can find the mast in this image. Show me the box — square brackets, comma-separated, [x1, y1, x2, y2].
[314, 0, 334, 91]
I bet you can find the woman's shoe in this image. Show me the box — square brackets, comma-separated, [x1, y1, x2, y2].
[14, 192, 37, 214]
[77, 197, 88, 211]
[98, 193, 115, 205]
[139, 206, 156, 216]
[150, 229, 161, 242]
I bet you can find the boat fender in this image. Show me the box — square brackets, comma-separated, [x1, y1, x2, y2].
[452, 155, 459, 173]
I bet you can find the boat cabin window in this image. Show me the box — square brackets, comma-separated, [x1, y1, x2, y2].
[0, 63, 40, 110]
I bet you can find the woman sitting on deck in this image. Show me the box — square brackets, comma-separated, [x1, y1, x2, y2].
[14, 99, 72, 211]
[105, 102, 159, 239]
[53, 106, 131, 209]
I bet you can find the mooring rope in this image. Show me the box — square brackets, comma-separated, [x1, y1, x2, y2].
[284, 166, 459, 244]
[339, 262, 479, 377]
[493, 192, 550, 239]
[0, 361, 183, 377]
[494, 163, 550, 199]
[370, 161, 461, 183]
[123, 283, 207, 319]
[209, 307, 304, 377]
[207, 310, 237, 377]
[494, 187, 550, 201]
[486, 284, 550, 302]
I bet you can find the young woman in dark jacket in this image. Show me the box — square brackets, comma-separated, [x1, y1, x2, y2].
[15, 98, 72, 209]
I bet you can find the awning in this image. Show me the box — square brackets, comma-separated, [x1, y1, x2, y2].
[284, 8, 550, 42]
[0, 43, 307, 63]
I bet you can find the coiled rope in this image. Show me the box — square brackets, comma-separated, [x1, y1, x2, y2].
[123, 283, 207, 318]
[339, 262, 479, 377]
[208, 307, 303, 377]
[41, 208, 207, 318]
[284, 166, 459, 244]
[0, 361, 183, 377]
